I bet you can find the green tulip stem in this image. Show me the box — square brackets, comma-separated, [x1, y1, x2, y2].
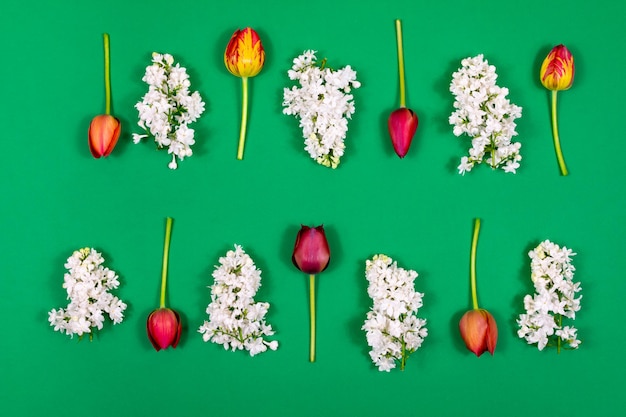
[400, 338, 407, 371]
[550, 90, 568, 176]
[395, 19, 406, 108]
[470, 218, 481, 310]
[557, 314, 562, 354]
[237, 76, 249, 160]
[159, 217, 173, 309]
[309, 274, 316, 363]
[103, 33, 111, 116]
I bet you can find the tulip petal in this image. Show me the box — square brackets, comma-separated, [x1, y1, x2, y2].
[146, 310, 162, 351]
[172, 309, 182, 348]
[388, 107, 418, 158]
[485, 310, 498, 355]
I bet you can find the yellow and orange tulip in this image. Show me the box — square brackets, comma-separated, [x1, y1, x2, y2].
[540, 44, 575, 91]
[540, 44, 575, 176]
[225, 28, 265, 160]
[224, 28, 265, 78]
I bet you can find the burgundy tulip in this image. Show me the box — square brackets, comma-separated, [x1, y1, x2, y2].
[388, 19, 419, 158]
[147, 307, 182, 351]
[388, 108, 418, 158]
[292, 225, 331, 362]
[292, 225, 330, 274]
[459, 309, 498, 356]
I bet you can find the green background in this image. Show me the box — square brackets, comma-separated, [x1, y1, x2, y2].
[1, 0, 624, 415]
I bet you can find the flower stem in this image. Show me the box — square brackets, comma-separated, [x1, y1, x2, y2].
[550, 90, 568, 176]
[103, 33, 111, 116]
[557, 314, 562, 354]
[395, 19, 406, 108]
[400, 337, 406, 371]
[309, 274, 316, 362]
[470, 218, 481, 310]
[160, 217, 173, 308]
[237, 77, 249, 160]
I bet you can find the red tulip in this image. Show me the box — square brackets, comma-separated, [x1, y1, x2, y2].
[388, 20, 419, 158]
[459, 309, 498, 356]
[388, 108, 418, 158]
[148, 217, 183, 352]
[147, 307, 182, 351]
[89, 114, 121, 158]
[292, 225, 330, 274]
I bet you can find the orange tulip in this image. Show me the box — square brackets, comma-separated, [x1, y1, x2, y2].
[459, 218, 499, 356]
[88, 114, 120, 158]
[459, 309, 498, 356]
[540, 44, 575, 176]
[224, 28, 265, 160]
[89, 33, 120, 158]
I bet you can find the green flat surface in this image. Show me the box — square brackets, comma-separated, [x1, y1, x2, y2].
[1, 0, 624, 416]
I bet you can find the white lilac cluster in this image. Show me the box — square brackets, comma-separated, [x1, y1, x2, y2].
[48, 248, 127, 339]
[133, 53, 205, 169]
[198, 245, 278, 356]
[449, 54, 523, 175]
[362, 254, 428, 372]
[282, 50, 361, 169]
[517, 240, 582, 351]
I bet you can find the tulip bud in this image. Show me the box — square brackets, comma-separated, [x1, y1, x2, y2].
[88, 114, 121, 158]
[388, 108, 418, 158]
[224, 27, 265, 78]
[459, 309, 498, 356]
[292, 225, 331, 274]
[147, 307, 182, 351]
[540, 44, 574, 91]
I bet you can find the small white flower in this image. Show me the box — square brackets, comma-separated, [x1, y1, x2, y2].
[362, 254, 427, 371]
[282, 50, 360, 169]
[449, 54, 522, 174]
[198, 245, 278, 356]
[134, 52, 205, 169]
[48, 248, 127, 339]
[517, 240, 582, 351]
